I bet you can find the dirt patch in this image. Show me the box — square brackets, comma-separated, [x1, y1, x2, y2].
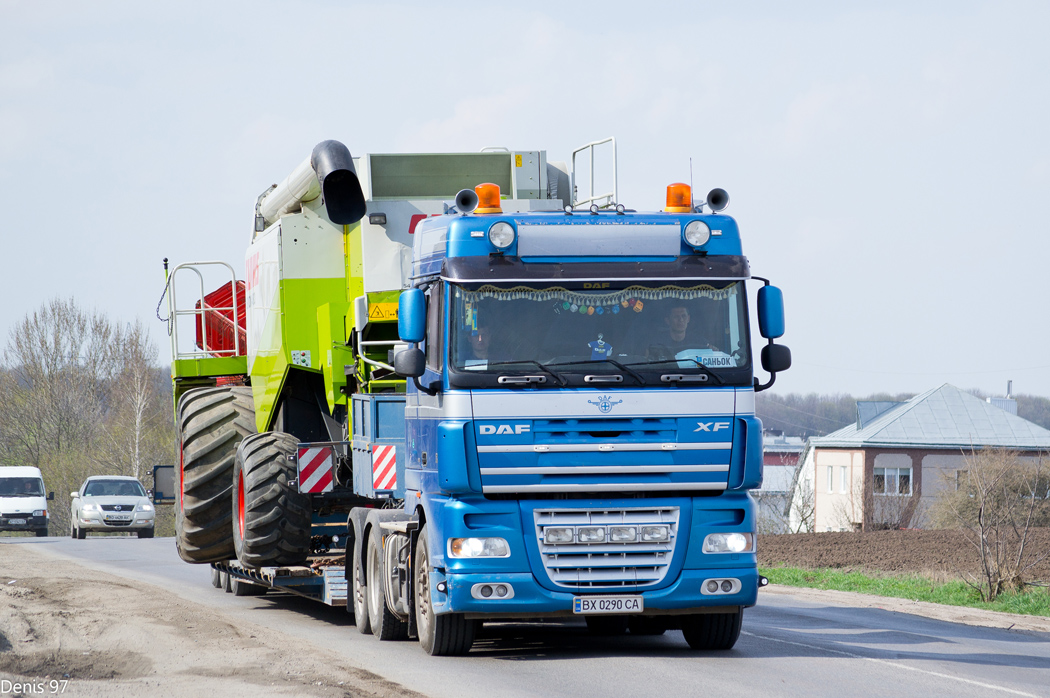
[758, 527, 1050, 582]
[0, 544, 427, 698]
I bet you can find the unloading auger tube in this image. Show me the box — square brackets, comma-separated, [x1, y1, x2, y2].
[255, 140, 367, 230]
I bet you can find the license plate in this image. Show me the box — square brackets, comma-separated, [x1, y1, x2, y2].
[105, 515, 131, 522]
[7, 518, 26, 525]
[573, 595, 644, 615]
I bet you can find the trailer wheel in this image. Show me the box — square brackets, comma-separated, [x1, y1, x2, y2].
[352, 550, 372, 635]
[366, 532, 407, 641]
[232, 431, 311, 567]
[176, 386, 256, 563]
[210, 566, 223, 588]
[232, 577, 268, 596]
[681, 609, 742, 650]
[415, 524, 475, 656]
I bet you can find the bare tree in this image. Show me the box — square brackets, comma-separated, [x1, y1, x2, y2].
[0, 299, 175, 535]
[933, 449, 1050, 601]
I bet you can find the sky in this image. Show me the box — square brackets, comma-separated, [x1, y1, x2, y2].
[2, 0, 1049, 399]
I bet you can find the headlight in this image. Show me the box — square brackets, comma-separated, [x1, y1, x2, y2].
[487, 221, 515, 249]
[449, 537, 510, 558]
[683, 220, 711, 247]
[640, 525, 671, 543]
[576, 526, 606, 544]
[33, 510, 47, 518]
[81, 504, 99, 512]
[138, 503, 154, 512]
[543, 527, 574, 545]
[608, 526, 637, 543]
[703, 532, 754, 553]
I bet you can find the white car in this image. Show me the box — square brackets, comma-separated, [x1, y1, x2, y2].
[71, 476, 155, 539]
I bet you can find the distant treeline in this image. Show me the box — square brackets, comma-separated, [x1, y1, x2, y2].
[756, 391, 1050, 438]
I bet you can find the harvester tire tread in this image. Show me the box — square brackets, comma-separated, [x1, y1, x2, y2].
[175, 386, 255, 563]
[232, 431, 311, 568]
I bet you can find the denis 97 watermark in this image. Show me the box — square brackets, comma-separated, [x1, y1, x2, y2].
[1, 679, 69, 694]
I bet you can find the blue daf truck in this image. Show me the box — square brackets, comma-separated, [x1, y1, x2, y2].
[166, 139, 790, 656]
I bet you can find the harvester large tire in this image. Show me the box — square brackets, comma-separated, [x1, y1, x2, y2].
[681, 609, 742, 650]
[415, 524, 475, 656]
[232, 432, 311, 568]
[175, 386, 256, 563]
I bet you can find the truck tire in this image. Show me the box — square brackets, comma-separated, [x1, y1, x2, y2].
[232, 431, 311, 567]
[352, 550, 372, 635]
[681, 609, 742, 650]
[415, 524, 475, 656]
[176, 386, 256, 563]
[366, 531, 407, 641]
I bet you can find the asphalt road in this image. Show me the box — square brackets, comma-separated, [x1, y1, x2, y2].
[7, 536, 1049, 698]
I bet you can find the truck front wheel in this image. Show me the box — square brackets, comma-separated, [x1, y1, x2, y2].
[366, 531, 407, 641]
[681, 609, 742, 650]
[414, 524, 475, 656]
[232, 432, 311, 568]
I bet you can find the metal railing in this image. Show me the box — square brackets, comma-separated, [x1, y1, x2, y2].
[165, 261, 242, 360]
[571, 137, 618, 209]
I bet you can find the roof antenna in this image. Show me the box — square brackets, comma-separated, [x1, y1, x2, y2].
[690, 157, 701, 212]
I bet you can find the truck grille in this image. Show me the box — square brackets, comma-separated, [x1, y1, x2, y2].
[533, 507, 679, 589]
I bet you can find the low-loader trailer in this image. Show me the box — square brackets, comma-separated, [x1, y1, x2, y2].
[165, 138, 791, 655]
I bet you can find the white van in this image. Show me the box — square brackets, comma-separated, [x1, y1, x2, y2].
[0, 466, 53, 537]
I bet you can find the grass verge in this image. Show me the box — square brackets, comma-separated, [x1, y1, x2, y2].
[760, 566, 1050, 618]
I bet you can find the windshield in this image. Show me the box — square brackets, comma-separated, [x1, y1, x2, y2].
[84, 479, 146, 497]
[449, 281, 749, 382]
[0, 477, 44, 497]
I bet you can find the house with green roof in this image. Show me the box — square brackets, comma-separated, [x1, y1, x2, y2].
[789, 383, 1050, 532]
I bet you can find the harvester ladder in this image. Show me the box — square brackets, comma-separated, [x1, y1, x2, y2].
[571, 137, 618, 209]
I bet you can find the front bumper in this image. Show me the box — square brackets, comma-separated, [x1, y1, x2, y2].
[432, 566, 758, 618]
[0, 514, 48, 532]
[78, 512, 154, 532]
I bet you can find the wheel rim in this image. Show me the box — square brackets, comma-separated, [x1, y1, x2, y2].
[368, 540, 381, 620]
[237, 470, 246, 540]
[353, 556, 366, 616]
[416, 539, 432, 641]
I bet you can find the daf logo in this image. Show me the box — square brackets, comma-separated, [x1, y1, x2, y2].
[694, 421, 731, 432]
[479, 424, 531, 435]
[587, 395, 623, 414]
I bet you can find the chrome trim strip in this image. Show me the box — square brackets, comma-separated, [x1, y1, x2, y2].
[481, 464, 729, 475]
[477, 442, 731, 454]
[484, 482, 727, 493]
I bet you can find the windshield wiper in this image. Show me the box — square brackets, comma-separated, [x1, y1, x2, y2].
[623, 357, 725, 385]
[487, 360, 568, 386]
[546, 359, 646, 385]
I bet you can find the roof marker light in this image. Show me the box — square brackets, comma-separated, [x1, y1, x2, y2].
[475, 183, 503, 214]
[665, 183, 692, 212]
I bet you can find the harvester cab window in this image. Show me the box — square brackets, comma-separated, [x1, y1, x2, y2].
[448, 281, 749, 379]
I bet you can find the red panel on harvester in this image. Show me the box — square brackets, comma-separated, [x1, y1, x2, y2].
[194, 281, 247, 356]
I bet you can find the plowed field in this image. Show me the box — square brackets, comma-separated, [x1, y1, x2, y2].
[758, 528, 1050, 581]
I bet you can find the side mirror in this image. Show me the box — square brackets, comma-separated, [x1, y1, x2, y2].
[47, 492, 54, 501]
[70, 491, 79, 499]
[393, 348, 426, 378]
[761, 344, 792, 373]
[146, 489, 154, 500]
[757, 285, 785, 339]
[398, 288, 426, 343]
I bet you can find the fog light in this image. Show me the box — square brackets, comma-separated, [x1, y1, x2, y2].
[449, 537, 510, 558]
[480, 585, 493, 598]
[544, 527, 574, 545]
[495, 585, 508, 597]
[706, 580, 719, 593]
[609, 526, 637, 543]
[721, 580, 733, 592]
[640, 525, 670, 543]
[577, 526, 606, 544]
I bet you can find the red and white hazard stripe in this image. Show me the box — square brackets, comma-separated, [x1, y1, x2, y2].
[297, 446, 334, 494]
[372, 444, 397, 491]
